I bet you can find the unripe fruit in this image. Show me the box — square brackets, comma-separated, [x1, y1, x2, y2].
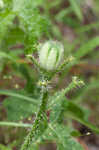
[39, 41, 64, 71]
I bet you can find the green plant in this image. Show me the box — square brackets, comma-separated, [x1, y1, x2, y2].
[0, 0, 99, 150]
[20, 42, 82, 150]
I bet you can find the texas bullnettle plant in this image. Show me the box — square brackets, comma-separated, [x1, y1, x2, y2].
[1, 1, 99, 150]
[21, 41, 84, 150]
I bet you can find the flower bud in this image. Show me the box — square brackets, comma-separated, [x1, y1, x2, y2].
[39, 41, 64, 71]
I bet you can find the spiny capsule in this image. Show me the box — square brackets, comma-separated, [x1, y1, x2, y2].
[38, 41, 64, 71]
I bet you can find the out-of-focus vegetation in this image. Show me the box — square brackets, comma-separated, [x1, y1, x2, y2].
[0, 0, 99, 150]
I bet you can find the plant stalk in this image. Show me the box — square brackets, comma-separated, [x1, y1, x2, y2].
[21, 87, 48, 150]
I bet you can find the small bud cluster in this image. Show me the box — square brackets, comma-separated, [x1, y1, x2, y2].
[72, 76, 85, 87]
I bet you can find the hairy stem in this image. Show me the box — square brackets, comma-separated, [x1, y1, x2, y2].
[21, 88, 48, 150]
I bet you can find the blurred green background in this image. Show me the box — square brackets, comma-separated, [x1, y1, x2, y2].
[0, 0, 99, 150]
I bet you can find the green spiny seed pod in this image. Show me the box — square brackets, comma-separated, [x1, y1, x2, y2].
[39, 41, 64, 71]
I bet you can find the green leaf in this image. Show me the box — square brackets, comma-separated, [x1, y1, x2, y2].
[76, 21, 99, 33]
[13, 0, 43, 12]
[70, 130, 82, 137]
[66, 101, 89, 121]
[1, 26, 25, 51]
[62, 17, 80, 28]
[3, 95, 37, 121]
[49, 87, 99, 134]
[3, 0, 13, 9]
[0, 121, 32, 128]
[64, 100, 99, 134]
[0, 144, 11, 150]
[0, 10, 15, 43]
[16, 0, 50, 53]
[55, 7, 73, 22]
[57, 142, 83, 150]
[49, 96, 65, 123]
[0, 52, 18, 62]
[48, 124, 84, 150]
[0, 89, 38, 104]
[0, 89, 38, 120]
[69, 0, 83, 21]
[74, 37, 99, 59]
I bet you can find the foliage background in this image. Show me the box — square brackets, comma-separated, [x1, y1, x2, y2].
[0, 0, 99, 150]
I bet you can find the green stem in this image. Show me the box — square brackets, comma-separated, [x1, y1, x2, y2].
[0, 90, 37, 104]
[48, 77, 84, 109]
[55, 56, 75, 73]
[21, 88, 48, 150]
[0, 122, 32, 128]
